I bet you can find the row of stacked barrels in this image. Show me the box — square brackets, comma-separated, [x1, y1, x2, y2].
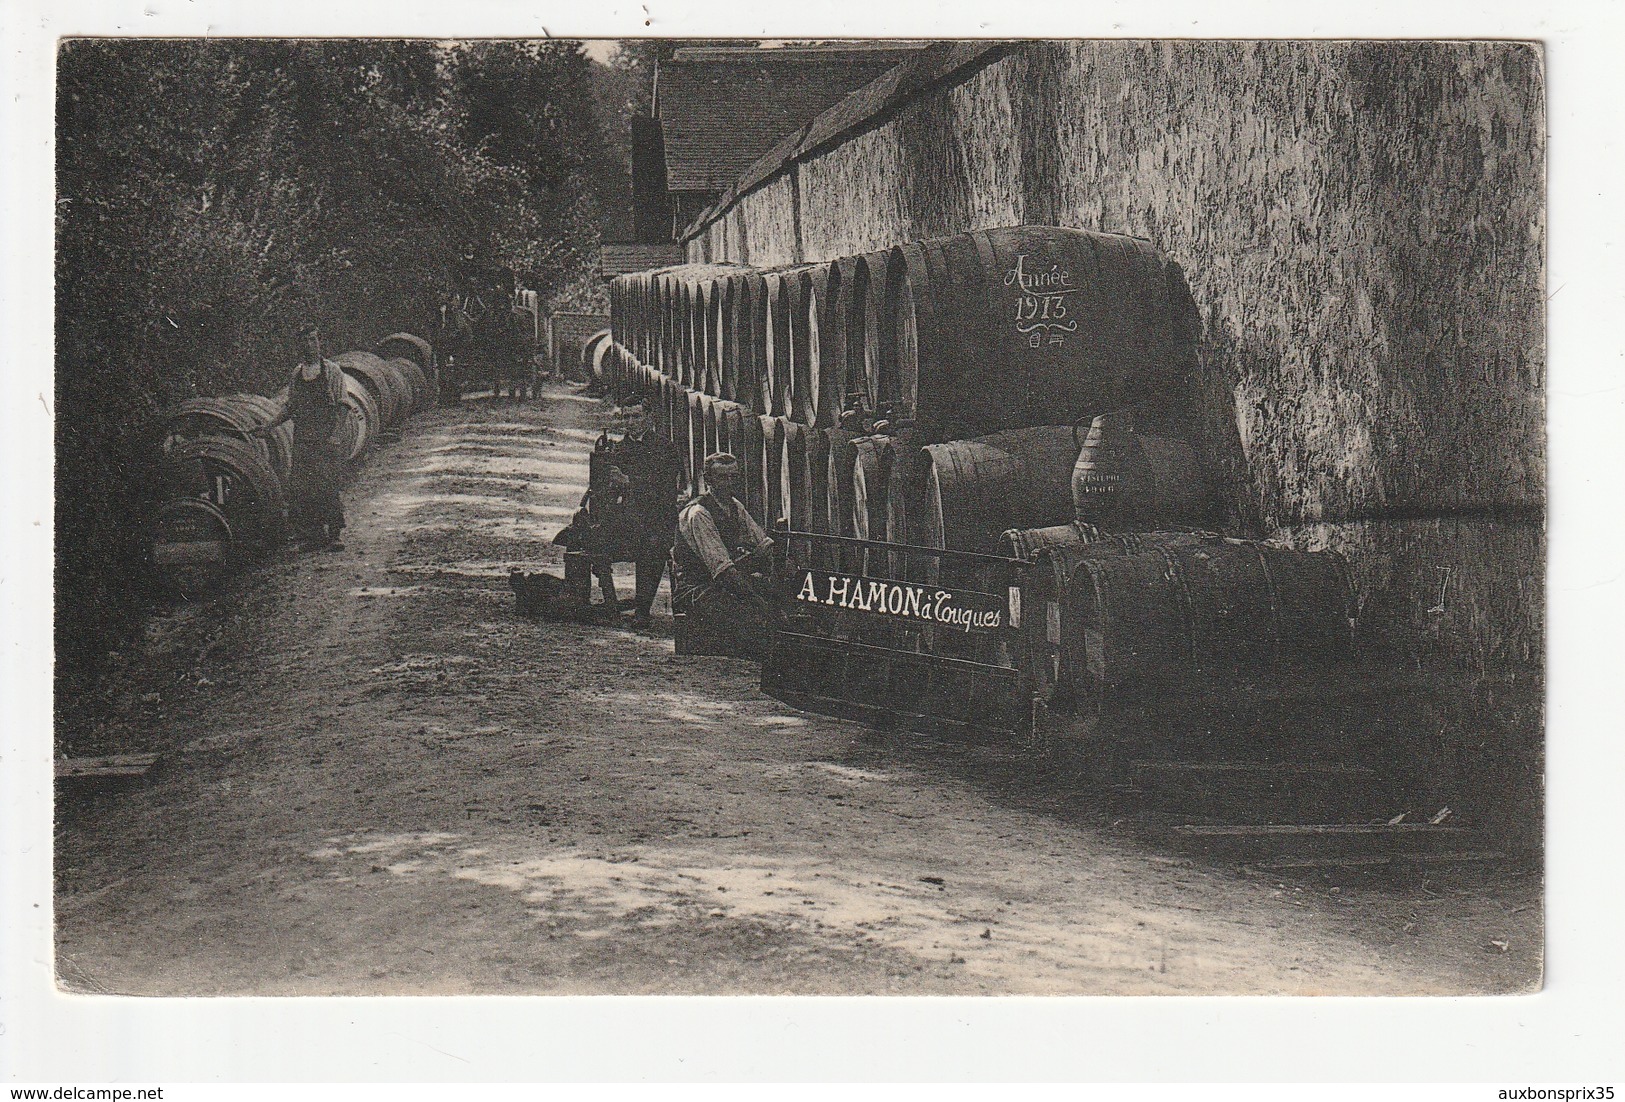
[601, 228, 1214, 542]
[600, 225, 1357, 713]
[148, 332, 438, 595]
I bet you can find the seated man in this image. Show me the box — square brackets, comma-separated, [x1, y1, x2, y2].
[672, 452, 783, 657]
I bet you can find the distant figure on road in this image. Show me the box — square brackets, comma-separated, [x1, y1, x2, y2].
[672, 452, 781, 654]
[255, 323, 347, 551]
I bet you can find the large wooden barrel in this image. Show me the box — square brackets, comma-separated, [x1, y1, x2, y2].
[385, 356, 429, 414]
[149, 497, 236, 595]
[1001, 521, 1104, 562]
[758, 415, 786, 527]
[375, 332, 433, 370]
[377, 331, 437, 396]
[223, 394, 295, 482]
[159, 435, 286, 550]
[637, 273, 656, 367]
[336, 352, 406, 430]
[339, 375, 378, 461]
[1066, 537, 1354, 706]
[848, 434, 894, 541]
[779, 421, 815, 532]
[816, 264, 850, 428]
[619, 275, 639, 363]
[884, 226, 1202, 441]
[161, 397, 285, 480]
[663, 383, 689, 484]
[379, 357, 421, 419]
[896, 425, 1081, 555]
[608, 277, 626, 350]
[580, 329, 612, 381]
[702, 397, 721, 474]
[656, 272, 677, 378]
[588, 333, 615, 386]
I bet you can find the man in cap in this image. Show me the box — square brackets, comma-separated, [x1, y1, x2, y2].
[671, 452, 781, 654]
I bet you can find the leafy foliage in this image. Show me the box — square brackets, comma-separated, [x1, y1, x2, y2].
[55, 39, 625, 704]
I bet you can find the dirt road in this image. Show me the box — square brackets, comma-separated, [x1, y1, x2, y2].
[54, 383, 1540, 995]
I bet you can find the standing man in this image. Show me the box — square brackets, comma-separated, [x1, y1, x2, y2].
[254, 323, 347, 550]
[672, 452, 781, 654]
[609, 395, 682, 629]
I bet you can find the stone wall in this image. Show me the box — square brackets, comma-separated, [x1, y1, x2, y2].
[690, 40, 1545, 672]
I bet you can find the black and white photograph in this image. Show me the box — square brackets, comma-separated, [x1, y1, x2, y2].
[37, 31, 1556, 1003]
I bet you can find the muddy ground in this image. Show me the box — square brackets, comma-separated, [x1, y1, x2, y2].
[53, 382, 1541, 995]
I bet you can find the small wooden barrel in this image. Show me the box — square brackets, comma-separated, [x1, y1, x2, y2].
[718, 274, 744, 404]
[763, 270, 805, 418]
[336, 352, 407, 430]
[908, 426, 1079, 555]
[849, 434, 894, 542]
[806, 426, 832, 536]
[831, 255, 868, 421]
[779, 420, 815, 532]
[150, 497, 235, 596]
[734, 410, 765, 522]
[688, 391, 708, 494]
[758, 415, 786, 528]
[159, 434, 286, 550]
[823, 427, 862, 539]
[856, 250, 894, 416]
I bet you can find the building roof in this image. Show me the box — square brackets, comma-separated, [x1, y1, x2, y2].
[599, 243, 687, 278]
[655, 48, 917, 193]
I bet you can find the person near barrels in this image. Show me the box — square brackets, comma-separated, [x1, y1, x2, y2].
[605, 395, 682, 629]
[253, 323, 347, 551]
[552, 442, 631, 614]
[672, 452, 782, 653]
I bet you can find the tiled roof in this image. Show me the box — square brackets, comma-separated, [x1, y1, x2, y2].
[655, 49, 915, 193]
[599, 243, 686, 278]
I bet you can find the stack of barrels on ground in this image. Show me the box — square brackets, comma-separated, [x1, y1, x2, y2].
[148, 332, 439, 596]
[598, 225, 1357, 717]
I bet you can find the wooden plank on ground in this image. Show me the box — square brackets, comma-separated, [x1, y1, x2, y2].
[1252, 851, 1507, 871]
[1129, 760, 1377, 776]
[56, 754, 159, 779]
[1173, 823, 1468, 837]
